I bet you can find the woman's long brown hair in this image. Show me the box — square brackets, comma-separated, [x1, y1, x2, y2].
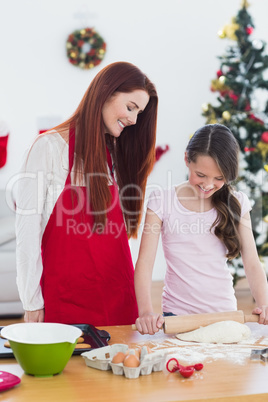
[54, 62, 158, 238]
[186, 124, 241, 259]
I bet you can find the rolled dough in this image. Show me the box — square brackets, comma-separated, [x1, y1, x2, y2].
[176, 320, 251, 344]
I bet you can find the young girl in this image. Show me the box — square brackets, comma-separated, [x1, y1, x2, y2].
[134, 124, 268, 335]
[15, 62, 158, 326]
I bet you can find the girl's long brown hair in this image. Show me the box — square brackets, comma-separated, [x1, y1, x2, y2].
[186, 124, 241, 259]
[54, 62, 158, 237]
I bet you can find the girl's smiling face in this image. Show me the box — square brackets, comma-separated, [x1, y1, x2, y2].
[185, 153, 226, 199]
[102, 90, 149, 137]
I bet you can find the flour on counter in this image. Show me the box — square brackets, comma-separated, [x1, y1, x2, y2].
[164, 344, 252, 366]
[259, 337, 268, 345]
[134, 322, 268, 366]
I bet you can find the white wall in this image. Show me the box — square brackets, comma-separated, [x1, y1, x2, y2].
[1, 0, 267, 279]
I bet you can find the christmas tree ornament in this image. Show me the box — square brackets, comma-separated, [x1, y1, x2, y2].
[216, 70, 223, 78]
[218, 30, 226, 39]
[252, 39, 264, 51]
[222, 111, 231, 121]
[245, 26, 254, 35]
[261, 132, 268, 143]
[210, 77, 229, 93]
[201, 103, 209, 112]
[66, 28, 106, 69]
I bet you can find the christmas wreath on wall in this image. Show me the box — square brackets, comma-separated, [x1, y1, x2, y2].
[66, 27, 106, 70]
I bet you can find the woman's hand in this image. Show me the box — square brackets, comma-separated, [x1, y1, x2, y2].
[252, 306, 268, 325]
[24, 309, 45, 323]
[135, 313, 165, 335]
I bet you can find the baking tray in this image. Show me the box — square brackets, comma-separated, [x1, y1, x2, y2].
[0, 324, 110, 358]
[72, 324, 110, 355]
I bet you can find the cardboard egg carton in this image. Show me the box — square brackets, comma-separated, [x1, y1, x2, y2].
[82, 343, 167, 379]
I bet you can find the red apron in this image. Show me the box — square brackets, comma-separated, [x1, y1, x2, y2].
[41, 127, 138, 326]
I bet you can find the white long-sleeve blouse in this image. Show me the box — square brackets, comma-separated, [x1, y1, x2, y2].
[15, 131, 112, 311]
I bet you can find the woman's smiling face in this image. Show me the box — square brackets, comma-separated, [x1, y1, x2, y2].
[102, 90, 149, 137]
[185, 153, 226, 199]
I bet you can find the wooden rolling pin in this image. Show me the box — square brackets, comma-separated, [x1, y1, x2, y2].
[132, 310, 259, 334]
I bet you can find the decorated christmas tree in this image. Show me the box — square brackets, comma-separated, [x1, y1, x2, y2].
[201, 0, 268, 282]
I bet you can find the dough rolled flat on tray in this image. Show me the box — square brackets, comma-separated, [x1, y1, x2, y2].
[176, 320, 251, 344]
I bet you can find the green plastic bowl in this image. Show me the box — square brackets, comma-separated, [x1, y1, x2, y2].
[1, 323, 82, 377]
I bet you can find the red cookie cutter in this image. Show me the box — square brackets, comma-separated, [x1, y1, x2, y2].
[166, 358, 203, 378]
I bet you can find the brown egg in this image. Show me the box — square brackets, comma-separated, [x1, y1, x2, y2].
[123, 354, 140, 367]
[111, 351, 126, 364]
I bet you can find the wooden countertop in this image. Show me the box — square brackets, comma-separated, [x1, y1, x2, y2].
[0, 324, 268, 402]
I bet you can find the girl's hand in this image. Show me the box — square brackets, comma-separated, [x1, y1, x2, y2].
[252, 306, 268, 325]
[24, 309, 45, 323]
[135, 313, 165, 335]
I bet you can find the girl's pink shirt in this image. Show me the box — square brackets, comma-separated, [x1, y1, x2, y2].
[147, 187, 251, 315]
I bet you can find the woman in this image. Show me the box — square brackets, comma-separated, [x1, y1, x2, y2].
[16, 61, 158, 326]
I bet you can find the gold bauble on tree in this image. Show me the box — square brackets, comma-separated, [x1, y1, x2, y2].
[222, 111, 231, 121]
[202, 103, 209, 112]
[211, 77, 229, 92]
[218, 30, 226, 39]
